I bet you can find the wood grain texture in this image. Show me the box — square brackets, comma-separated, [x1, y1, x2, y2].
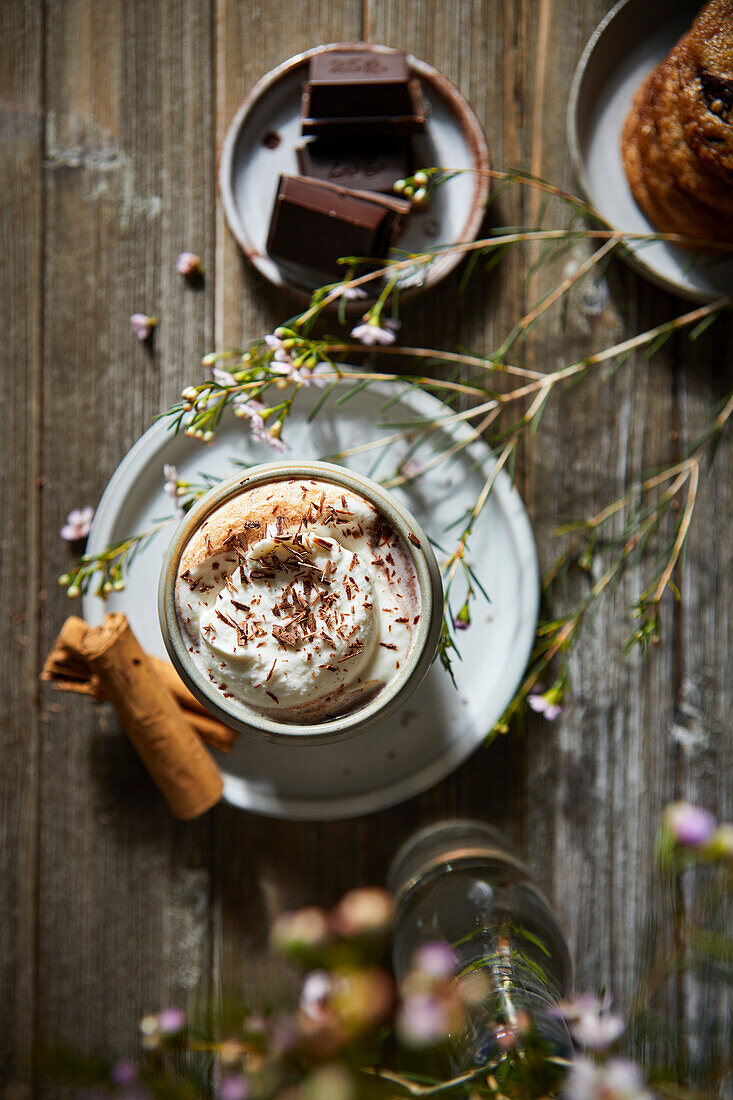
[0, 0, 43, 1085]
[0, 0, 729, 1090]
[35, 0, 216, 1080]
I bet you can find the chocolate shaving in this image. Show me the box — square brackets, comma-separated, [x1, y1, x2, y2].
[407, 532, 421, 547]
[379, 642, 398, 650]
[266, 690, 279, 704]
[272, 625, 298, 648]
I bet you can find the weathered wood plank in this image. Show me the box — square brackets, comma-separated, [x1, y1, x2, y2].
[36, 0, 215, 1078]
[0, 0, 43, 1086]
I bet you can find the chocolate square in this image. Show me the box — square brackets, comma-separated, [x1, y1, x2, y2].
[301, 48, 426, 136]
[296, 137, 413, 194]
[266, 174, 411, 277]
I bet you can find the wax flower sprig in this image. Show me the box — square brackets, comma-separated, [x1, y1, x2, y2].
[59, 166, 733, 732]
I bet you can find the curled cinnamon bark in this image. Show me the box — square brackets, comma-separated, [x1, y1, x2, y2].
[41, 616, 237, 750]
[43, 614, 224, 819]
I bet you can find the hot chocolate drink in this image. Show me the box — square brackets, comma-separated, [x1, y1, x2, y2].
[174, 477, 422, 723]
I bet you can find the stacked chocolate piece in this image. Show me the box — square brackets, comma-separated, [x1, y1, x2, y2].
[621, 0, 733, 247]
[267, 47, 427, 278]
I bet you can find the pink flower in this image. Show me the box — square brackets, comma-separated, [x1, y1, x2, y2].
[412, 942, 458, 981]
[213, 367, 237, 387]
[176, 252, 202, 277]
[264, 333, 292, 363]
[163, 464, 185, 518]
[554, 993, 624, 1051]
[527, 686, 563, 721]
[254, 425, 288, 452]
[397, 994, 451, 1047]
[61, 506, 94, 542]
[664, 802, 717, 848]
[130, 313, 156, 341]
[233, 396, 266, 430]
[163, 463, 179, 499]
[564, 1057, 651, 1100]
[399, 456, 423, 481]
[218, 1076, 248, 1100]
[338, 284, 368, 300]
[299, 969, 333, 1023]
[110, 1060, 138, 1087]
[271, 360, 307, 385]
[350, 317, 400, 346]
[157, 1006, 185, 1034]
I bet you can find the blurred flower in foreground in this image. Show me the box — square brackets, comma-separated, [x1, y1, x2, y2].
[564, 1056, 651, 1100]
[411, 941, 457, 981]
[60, 506, 94, 542]
[330, 887, 394, 939]
[271, 906, 331, 962]
[300, 970, 333, 1024]
[397, 993, 455, 1047]
[176, 252, 202, 277]
[138, 1007, 185, 1050]
[303, 1064, 355, 1100]
[130, 313, 157, 341]
[157, 1006, 185, 1035]
[663, 802, 716, 848]
[397, 940, 463, 1049]
[554, 993, 624, 1050]
[706, 822, 733, 862]
[110, 1060, 138, 1087]
[218, 1074, 248, 1100]
[296, 967, 394, 1060]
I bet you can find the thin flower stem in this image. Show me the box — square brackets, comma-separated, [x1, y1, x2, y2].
[383, 405, 502, 490]
[324, 343, 545, 381]
[296, 226, 711, 325]
[510, 235, 619, 337]
[444, 441, 516, 592]
[362, 1061, 502, 1097]
[649, 460, 699, 606]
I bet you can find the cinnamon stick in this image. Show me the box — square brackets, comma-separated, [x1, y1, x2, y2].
[41, 616, 237, 751]
[74, 613, 223, 819]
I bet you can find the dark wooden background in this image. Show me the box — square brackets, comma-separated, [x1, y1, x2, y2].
[2, 0, 731, 1091]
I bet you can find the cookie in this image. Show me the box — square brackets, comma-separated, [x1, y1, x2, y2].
[676, 0, 733, 181]
[622, 60, 733, 244]
[654, 46, 733, 214]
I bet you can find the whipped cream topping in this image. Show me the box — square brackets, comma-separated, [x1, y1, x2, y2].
[174, 478, 421, 721]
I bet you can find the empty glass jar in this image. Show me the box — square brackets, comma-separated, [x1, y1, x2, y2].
[388, 819, 573, 1068]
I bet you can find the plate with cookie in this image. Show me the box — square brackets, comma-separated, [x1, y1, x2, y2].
[569, 0, 733, 302]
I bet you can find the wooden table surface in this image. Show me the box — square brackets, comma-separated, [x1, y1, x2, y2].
[2, 0, 731, 1089]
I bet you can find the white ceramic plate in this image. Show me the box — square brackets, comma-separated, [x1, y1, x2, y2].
[219, 42, 490, 308]
[83, 382, 538, 820]
[568, 0, 733, 302]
